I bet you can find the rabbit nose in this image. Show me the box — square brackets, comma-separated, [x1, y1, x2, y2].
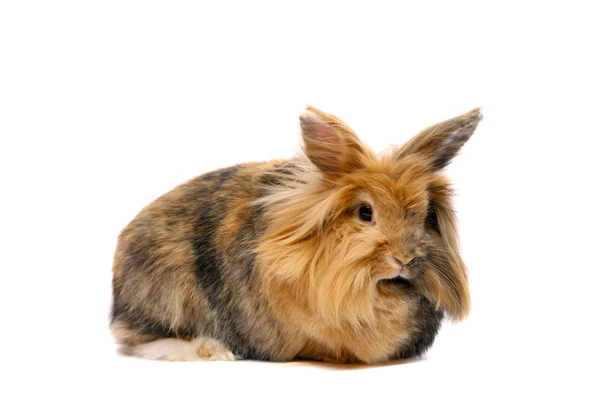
[392, 257, 405, 269]
[393, 257, 415, 269]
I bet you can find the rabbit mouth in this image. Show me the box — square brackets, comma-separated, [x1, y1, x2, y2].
[384, 275, 413, 287]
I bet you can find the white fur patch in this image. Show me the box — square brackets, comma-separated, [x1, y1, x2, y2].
[131, 337, 236, 362]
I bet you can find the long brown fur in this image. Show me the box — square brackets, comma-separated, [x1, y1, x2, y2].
[111, 106, 481, 363]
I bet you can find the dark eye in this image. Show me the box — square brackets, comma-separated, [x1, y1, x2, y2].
[358, 205, 373, 222]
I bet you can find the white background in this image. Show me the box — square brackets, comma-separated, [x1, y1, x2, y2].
[1, 1, 599, 399]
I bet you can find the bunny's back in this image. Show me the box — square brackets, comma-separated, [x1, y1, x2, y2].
[111, 161, 297, 361]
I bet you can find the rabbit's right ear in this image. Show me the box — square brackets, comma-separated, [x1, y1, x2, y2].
[394, 108, 482, 170]
[300, 106, 369, 176]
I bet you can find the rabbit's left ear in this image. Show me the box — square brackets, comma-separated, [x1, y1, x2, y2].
[395, 108, 482, 170]
[300, 106, 369, 176]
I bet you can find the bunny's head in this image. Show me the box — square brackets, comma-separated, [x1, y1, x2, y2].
[258, 106, 481, 326]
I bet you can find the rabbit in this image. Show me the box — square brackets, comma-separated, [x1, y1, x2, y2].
[110, 105, 482, 363]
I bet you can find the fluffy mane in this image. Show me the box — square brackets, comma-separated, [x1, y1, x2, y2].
[255, 153, 469, 332]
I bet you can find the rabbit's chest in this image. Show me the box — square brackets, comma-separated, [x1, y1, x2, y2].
[295, 295, 417, 363]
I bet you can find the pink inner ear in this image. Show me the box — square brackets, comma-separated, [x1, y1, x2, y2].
[308, 123, 344, 164]
[300, 112, 338, 142]
[310, 120, 339, 144]
[301, 114, 347, 170]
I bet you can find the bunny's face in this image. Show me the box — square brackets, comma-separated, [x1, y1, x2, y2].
[333, 163, 435, 283]
[259, 106, 481, 324]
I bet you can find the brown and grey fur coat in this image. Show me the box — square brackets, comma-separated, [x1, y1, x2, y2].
[111, 106, 481, 363]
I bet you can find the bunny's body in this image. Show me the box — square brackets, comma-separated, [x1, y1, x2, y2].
[111, 107, 481, 363]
